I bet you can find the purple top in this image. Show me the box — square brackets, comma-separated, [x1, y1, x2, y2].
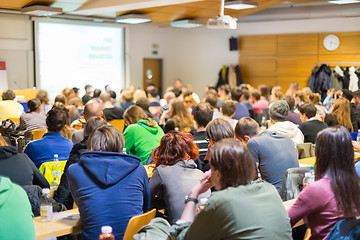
[286, 110, 302, 126]
[288, 178, 345, 240]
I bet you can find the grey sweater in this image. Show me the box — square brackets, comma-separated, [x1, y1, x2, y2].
[150, 160, 210, 224]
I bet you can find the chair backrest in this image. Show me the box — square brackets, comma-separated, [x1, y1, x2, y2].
[296, 143, 315, 159]
[32, 129, 47, 140]
[38, 160, 67, 186]
[108, 119, 125, 132]
[123, 208, 157, 240]
[278, 167, 311, 201]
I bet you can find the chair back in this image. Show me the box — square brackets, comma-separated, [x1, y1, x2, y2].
[297, 143, 315, 159]
[108, 119, 125, 132]
[278, 167, 311, 201]
[123, 208, 156, 240]
[39, 160, 67, 186]
[32, 129, 47, 140]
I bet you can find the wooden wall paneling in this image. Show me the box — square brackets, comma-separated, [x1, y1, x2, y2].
[243, 77, 277, 89]
[318, 54, 360, 66]
[239, 35, 277, 56]
[277, 77, 310, 92]
[239, 56, 277, 77]
[277, 33, 318, 55]
[277, 55, 318, 78]
[319, 32, 360, 55]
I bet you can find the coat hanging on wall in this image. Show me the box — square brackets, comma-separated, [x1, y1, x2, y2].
[216, 64, 243, 88]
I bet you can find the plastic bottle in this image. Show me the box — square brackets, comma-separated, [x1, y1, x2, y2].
[52, 154, 61, 187]
[40, 188, 53, 222]
[302, 172, 311, 190]
[260, 116, 267, 130]
[99, 226, 115, 240]
[308, 166, 315, 184]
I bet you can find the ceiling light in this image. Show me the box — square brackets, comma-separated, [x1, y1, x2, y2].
[329, 0, 360, 4]
[115, 14, 151, 24]
[224, 0, 258, 10]
[21, 5, 62, 16]
[171, 19, 203, 28]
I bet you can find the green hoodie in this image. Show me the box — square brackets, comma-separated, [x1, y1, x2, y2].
[0, 176, 35, 240]
[124, 120, 164, 164]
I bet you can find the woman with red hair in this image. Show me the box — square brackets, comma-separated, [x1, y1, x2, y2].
[150, 131, 210, 224]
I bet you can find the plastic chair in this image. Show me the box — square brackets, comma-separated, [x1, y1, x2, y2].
[31, 129, 47, 140]
[123, 208, 156, 240]
[39, 160, 67, 185]
[8, 117, 20, 124]
[108, 119, 125, 132]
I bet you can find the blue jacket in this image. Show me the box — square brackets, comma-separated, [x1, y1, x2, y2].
[232, 102, 250, 120]
[68, 151, 150, 240]
[24, 132, 73, 168]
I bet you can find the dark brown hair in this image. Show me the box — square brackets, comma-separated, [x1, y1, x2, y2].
[152, 131, 199, 168]
[283, 95, 295, 110]
[235, 117, 259, 140]
[210, 138, 255, 189]
[84, 116, 107, 137]
[87, 125, 124, 153]
[193, 102, 214, 128]
[46, 107, 68, 132]
[315, 126, 360, 217]
[2, 89, 15, 100]
[230, 87, 243, 101]
[251, 90, 260, 101]
[27, 98, 41, 113]
[298, 102, 317, 119]
[206, 118, 234, 142]
[204, 94, 217, 108]
[124, 105, 156, 127]
[221, 100, 236, 117]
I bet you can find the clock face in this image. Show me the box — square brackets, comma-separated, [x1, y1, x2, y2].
[323, 34, 340, 51]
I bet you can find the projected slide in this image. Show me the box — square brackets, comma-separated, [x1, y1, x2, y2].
[37, 21, 124, 100]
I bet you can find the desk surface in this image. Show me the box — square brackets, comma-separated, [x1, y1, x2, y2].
[34, 209, 81, 240]
[299, 153, 360, 167]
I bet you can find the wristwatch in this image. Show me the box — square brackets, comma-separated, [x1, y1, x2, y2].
[185, 195, 198, 204]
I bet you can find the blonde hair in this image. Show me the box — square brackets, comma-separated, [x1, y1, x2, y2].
[332, 98, 353, 132]
[170, 98, 194, 133]
[133, 90, 147, 102]
[124, 105, 156, 127]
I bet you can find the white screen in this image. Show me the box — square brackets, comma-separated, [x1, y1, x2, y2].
[36, 21, 124, 100]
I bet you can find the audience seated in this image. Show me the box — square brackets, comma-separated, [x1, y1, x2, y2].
[54, 116, 107, 209]
[120, 90, 135, 110]
[24, 107, 73, 168]
[251, 90, 268, 114]
[0, 136, 49, 188]
[309, 93, 327, 121]
[324, 113, 338, 127]
[234, 117, 260, 146]
[147, 88, 162, 116]
[176, 139, 292, 239]
[0, 89, 24, 120]
[229, 87, 249, 120]
[243, 117, 299, 189]
[68, 125, 150, 240]
[150, 131, 210, 224]
[53, 102, 74, 141]
[286, 82, 300, 97]
[192, 102, 213, 171]
[268, 100, 304, 144]
[342, 89, 360, 132]
[72, 100, 103, 144]
[100, 92, 124, 121]
[35, 89, 52, 115]
[92, 89, 101, 104]
[20, 98, 47, 144]
[283, 95, 302, 125]
[82, 84, 93, 105]
[0, 176, 36, 240]
[298, 103, 328, 144]
[220, 100, 238, 129]
[288, 126, 360, 239]
[135, 97, 160, 123]
[202, 118, 234, 172]
[204, 94, 221, 119]
[332, 98, 354, 132]
[158, 91, 176, 118]
[124, 105, 164, 164]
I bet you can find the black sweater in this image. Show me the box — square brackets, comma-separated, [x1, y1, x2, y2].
[299, 120, 328, 144]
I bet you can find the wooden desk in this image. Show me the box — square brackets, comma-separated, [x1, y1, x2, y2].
[34, 209, 81, 240]
[299, 153, 360, 167]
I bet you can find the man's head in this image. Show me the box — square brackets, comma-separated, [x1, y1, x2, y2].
[283, 95, 295, 110]
[193, 102, 214, 128]
[298, 103, 317, 122]
[250, 90, 260, 103]
[235, 117, 260, 143]
[342, 89, 353, 102]
[204, 94, 217, 108]
[221, 100, 236, 118]
[105, 85, 111, 92]
[83, 100, 103, 121]
[135, 97, 150, 111]
[269, 100, 289, 122]
[93, 89, 101, 98]
[100, 93, 112, 105]
[121, 90, 134, 103]
[175, 78, 183, 90]
[84, 85, 93, 94]
[353, 90, 360, 106]
[163, 92, 176, 103]
[46, 107, 69, 132]
[1, 89, 16, 101]
[230, 87, 243, 102]
[206, 118, 234, 144]
[147, 88, 158, 99]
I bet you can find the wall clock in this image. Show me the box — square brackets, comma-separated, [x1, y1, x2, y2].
[323, 34, 340, 51]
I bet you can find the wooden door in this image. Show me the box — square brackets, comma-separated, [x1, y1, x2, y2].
[143, 58, 162, 94]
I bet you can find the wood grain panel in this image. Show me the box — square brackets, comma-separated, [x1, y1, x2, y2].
[318, 54, 360, 66]
[239, 56, 276, 78]
[243, 77, 277, 89]
[239, 35, 277, 56]
[277, 33, 318, 55]
[319, 32, 360, 55]
[277, 55, 318, 77]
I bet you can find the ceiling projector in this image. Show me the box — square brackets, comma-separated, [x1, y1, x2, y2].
[207, 15, 237, 29]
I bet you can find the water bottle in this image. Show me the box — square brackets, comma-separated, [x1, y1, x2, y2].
[52, 154, 61, 187]
[99, 226, 115, 240]
[302, 172, 311, 190]
[261, 116, 267, 130]
[40, 188, 53, 222]
[309, 166, 315, 184]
